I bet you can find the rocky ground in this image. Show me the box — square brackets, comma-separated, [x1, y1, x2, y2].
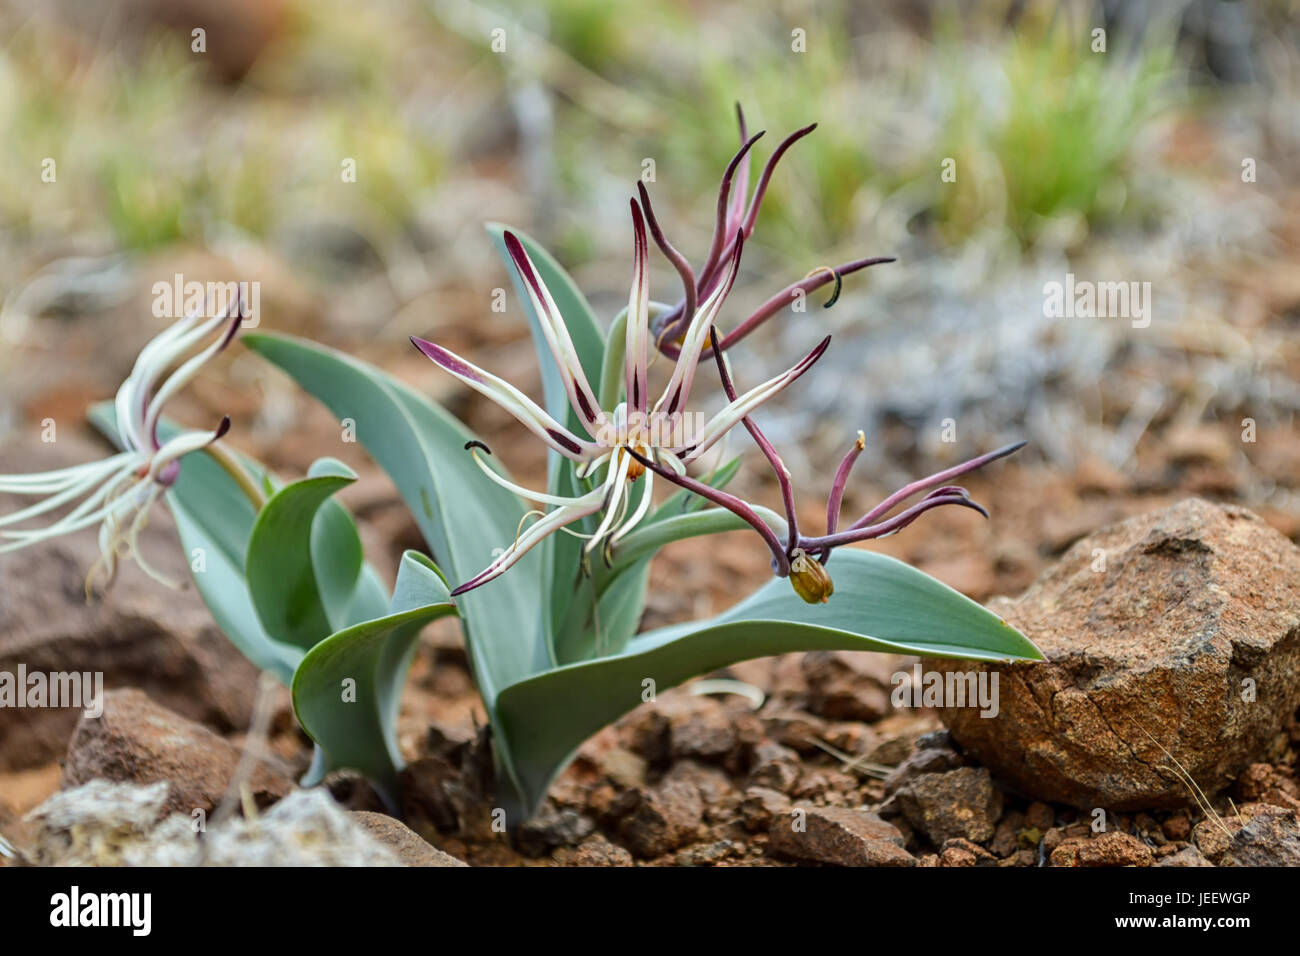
[2, 432, 1298, 865]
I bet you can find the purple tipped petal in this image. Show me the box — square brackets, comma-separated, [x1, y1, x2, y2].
[502, 231, 604, 436]
[695, 130, 765, 306]
[655, 234, 744, 418]
[410, 335, 597, 462]
[740, 123, 817, 239]
[709, 326, 799, 553]
[803, 493, 990, 552]
[625, 198, 651, 415]
[845, 440, 1026, 533]
[626, 447, 790, 576]
[824, 430, 866, 543]
[637, 181, 696, 345]
[679, 333, 830, 465]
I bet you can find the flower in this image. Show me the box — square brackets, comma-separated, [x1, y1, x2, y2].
[648, 105, 894, 360]
[412, 207, 830, 596]
[627, 326, 1026, 603]
[0, 298, 243, 590]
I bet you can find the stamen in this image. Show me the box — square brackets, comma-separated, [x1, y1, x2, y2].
[804, 265, 843, 309]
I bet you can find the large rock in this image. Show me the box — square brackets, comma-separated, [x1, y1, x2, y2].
[61, 688, 292, 816]
[939, 500, 1300, 810]
[0, 436, 260, 771]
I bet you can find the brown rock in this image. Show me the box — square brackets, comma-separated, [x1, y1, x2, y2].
[1161, 812, 1191, 842]
[939, 500, 1300, 809]
[746, 741, 801, 793]
[739, 786, 791, 833]
[1051, 831, 1153, 867]
[351, 812, 467, 866]
[515, 804, 596, 857]
[768, 806, 915, 867]
[1025, 802, 1055, 831]
[0, 436, 260, 771]
[1219, 808, 1300, 866]
[61, 688, 292, 816]
[1159, 845, 1214, 867]
[557, 836, 634, 867]
[939, 837, 998, 866]
[895, 767, 1002, 846]
[760, 708, 829, 753]
[616, 781, 704, 858]
[800, 652, 898, 721]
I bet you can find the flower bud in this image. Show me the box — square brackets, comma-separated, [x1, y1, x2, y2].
[788, 548, 833, 604]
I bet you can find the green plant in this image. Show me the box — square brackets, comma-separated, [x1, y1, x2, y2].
[1, 119, 1041, 820]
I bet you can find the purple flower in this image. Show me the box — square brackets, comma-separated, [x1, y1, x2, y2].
[412, 207, 828, 595]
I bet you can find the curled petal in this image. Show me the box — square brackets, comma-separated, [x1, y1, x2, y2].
[411, 336, 598, 462]
[713, 255, 895, 355]
[845, 441, 1026, 533]
[803, 493, 990, 552]
[450, 485, 607, 596]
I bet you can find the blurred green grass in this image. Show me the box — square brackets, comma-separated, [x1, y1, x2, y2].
[0, 0, 1207, 286]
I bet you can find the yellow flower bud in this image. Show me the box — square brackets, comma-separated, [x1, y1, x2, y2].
[788, 548, 834, 604]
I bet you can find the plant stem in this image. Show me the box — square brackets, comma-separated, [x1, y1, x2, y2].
[203, 441, 269, 510]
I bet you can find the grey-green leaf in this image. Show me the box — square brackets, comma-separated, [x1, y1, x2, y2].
[495, 549, 1042, 813]
[292, 551, 457, 799]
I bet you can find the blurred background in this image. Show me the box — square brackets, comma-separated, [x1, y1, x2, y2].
[1, 0, 1298, 613]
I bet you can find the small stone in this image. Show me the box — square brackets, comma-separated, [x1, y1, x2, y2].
[939, 837, 998, 867]
[515, 804, 596, 857]
[800, 652, 896, 721]
[1158, 845, 1214, 867]
[60, 688, 292, 817]
[1025, 802, 1055, 831]
[768, 806, 914, 867]
[674, 839, 740, 866]
[598, 747, 647, 789]
[746, 741, 801, 793]
[1219, 808, 1300, 866]
[1161, 812, 1191, 842]
[883, 745, 967, 795]
[1051, 831, 1153, 867]
[558, 836, 634, 867]
[1193, 818, 1240, 862]
[895, 767, 1002, 846]
[351, 812, 467, 866]
[739, 786, 791, 833]
[760, 708, 829, 753]
[617, 781, 704, 858]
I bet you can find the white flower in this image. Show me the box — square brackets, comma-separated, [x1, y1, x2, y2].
[0, 299, 243, 590]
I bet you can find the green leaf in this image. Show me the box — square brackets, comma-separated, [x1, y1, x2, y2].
[246, 457, 386, 652]
[243, 332, 549, 803]
[495, 549, 1042, 813]
[88, 402, 302, 683]
[292, 551, 457, 798]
